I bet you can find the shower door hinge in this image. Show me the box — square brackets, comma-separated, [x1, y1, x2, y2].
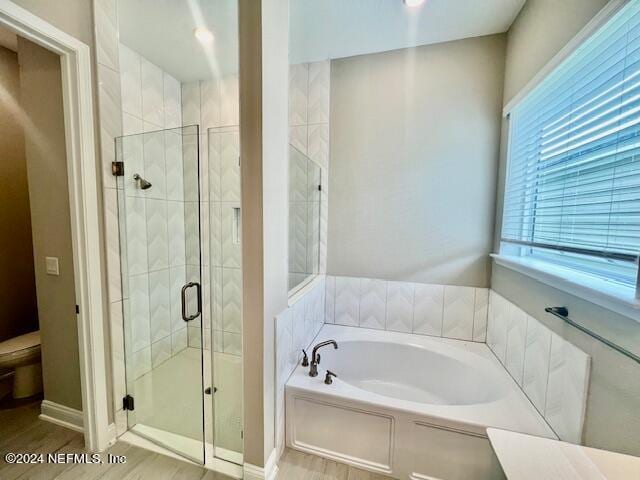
[318, 184, 322, 191]
[75, 304, 79, 314]
[112, 161, 124, 176]
[122, 394, 135, 411]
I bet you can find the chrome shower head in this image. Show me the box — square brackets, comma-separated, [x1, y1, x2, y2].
[133, 173, 152, 190]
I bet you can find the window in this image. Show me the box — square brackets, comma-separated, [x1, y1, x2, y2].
[501, 1, 640, 291]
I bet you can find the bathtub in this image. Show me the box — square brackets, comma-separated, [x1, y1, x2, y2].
[285, 324, 556, 480]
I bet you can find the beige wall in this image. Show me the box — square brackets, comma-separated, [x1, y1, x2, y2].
[328, 35, 506, 287]
[12, 0, 115, 421]
[17, 38, 82, 411]
[0, 45, 38, 343]
[240, 0, 290, 466]
[12, 0, 94, 47]
[493, 0, 640, 455]
[502, 0, 609, 105]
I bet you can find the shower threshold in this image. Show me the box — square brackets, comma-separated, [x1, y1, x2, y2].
[119, 424, 244, 478]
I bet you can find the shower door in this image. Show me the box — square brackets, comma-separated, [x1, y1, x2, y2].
[116, 125, 205, 463]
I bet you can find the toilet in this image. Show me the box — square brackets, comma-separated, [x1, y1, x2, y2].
[0, 331, 42, 400]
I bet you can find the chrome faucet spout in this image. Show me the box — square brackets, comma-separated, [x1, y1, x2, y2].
[309, 340, 338, 377]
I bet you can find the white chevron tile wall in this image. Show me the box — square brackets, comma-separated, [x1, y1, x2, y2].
[288, 61, 331, 294]
[325, 275, 489, 343]
[359, 278, 387, 330]
[413, 284, 444, 336]
[275, 277, 326, 457]
[116, 42, 206, 378]
[442, 286, 475, 340]
[386, 282, 415, 333]
[486, 291, 591, 444]
[522, 317, 552, 413]
[545, 333, 591, 444]
[334, 276, 361, 326]
[181, 77, 243, 356]
[505, 303, 528, 385]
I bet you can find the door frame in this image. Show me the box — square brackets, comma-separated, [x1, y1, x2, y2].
[0, 0, 110, 451]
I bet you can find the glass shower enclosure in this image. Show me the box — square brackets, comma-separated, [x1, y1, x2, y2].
[116, 125, 205, 463]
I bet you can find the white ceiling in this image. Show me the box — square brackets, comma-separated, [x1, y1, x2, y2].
[118, 0, 525, 82]
[118, 0, 238, 82]
[290, 0, 526, 64]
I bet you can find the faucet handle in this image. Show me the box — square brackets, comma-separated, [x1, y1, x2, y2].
[324, 370, 337, 385]
[316, 353, 321, 365]
[301, 349, 309, 367]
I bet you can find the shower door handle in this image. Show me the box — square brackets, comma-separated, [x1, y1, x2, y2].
[181, 282, 202, 322]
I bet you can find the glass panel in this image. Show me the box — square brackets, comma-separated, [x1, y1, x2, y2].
[208, 126, 244, 463]
[115, 0, 242, 467]
[116, 125, 205, 464]
[288, 144, 322, 292]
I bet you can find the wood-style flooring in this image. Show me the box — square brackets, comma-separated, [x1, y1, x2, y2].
[276, 448, 392, 480]
[0, 399, 391, 479]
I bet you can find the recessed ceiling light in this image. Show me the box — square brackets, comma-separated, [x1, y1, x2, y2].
[404, 0, 425, 7]
[193, 27, 214, 44]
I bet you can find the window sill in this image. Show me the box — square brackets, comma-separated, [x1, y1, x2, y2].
[491, 254, 640, 322]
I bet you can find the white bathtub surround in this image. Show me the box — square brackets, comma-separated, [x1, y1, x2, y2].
[275, 277, 326, 458]
[325, 275, 489, 342]
[487, 291, 591, 444]
[286, 325, 555, 480]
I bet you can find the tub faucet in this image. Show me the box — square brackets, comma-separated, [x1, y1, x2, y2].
[309, 340, 338, 377]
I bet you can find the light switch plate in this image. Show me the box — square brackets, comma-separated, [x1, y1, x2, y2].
[45, 257, 59, 276]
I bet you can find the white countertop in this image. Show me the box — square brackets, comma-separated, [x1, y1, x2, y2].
[487, 428, 640, 480]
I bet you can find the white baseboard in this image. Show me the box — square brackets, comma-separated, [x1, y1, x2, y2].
[39, 400, 84, 433]
[244, 448, 279, 480]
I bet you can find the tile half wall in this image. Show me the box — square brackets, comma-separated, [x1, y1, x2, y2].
[325, 275, 489, 342]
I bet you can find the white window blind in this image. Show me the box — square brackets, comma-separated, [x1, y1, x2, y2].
[502, 0, 640, 287]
